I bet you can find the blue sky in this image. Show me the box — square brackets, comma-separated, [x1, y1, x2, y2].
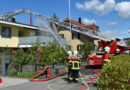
[0, 0, 130, 38]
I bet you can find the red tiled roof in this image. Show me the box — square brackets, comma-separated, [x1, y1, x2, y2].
[63, 18, 99, 31]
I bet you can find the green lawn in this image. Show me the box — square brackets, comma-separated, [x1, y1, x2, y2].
[9, 71, 36, 78]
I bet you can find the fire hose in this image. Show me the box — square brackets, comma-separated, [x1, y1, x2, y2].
[29, 65, 86, 81]
[48, 72, 89, 90]
[29, 65, 100, 90]
[79, 69, 100, 90]
[29, 66, 68, 82]
[47, 69, 100, 90]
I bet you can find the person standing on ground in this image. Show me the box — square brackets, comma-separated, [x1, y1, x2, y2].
[103, 47, 110, 65]
[68, 51, 81, 83]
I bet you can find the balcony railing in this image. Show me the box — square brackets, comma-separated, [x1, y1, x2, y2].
[19, 36, 66, 45]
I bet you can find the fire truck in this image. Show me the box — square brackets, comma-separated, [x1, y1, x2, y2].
[88, 39, 130, 66]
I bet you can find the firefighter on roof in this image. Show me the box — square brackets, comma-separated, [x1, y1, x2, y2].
[11, 16, 16, 22]
[68, 50, 80, 83]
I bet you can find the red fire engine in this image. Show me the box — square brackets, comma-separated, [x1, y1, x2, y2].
[88, 39, 130, 66]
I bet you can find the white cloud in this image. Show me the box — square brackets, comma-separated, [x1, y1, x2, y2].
[103, 29, 130, 38]
[107, 22, 118, 26]
[115, 1, 130, 19]
[128, 29, 130, 33]
[76, 0, 116, 15]
[82, 17, 96, 25]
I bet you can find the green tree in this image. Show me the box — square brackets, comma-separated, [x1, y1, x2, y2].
[52, 12, 59, 20]
[126, 39, 130, 46]
[26, 43, 41, 65]
[14, 48, 27, 73]
[26, 42, 42, 73]
[25, 42, 67, 69]
[40, 43, 67, 67]
[79, 41, 94, 59]
[50, 13, 60, 31]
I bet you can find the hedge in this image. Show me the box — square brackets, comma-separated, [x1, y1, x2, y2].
[97, 55, 130, 90]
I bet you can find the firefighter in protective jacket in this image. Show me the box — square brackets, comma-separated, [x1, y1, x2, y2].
[115, 49, 121, 55]
[103, 47, 110, 65]
[66, 51, 72, 80]
[68, 51, 80, 83]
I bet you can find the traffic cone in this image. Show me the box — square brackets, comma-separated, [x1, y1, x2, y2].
[0, 77, 4, 87]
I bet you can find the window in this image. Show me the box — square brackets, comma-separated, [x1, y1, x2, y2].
[1, 26, 11, 38]
[74, 33, 78, 39]
[18, 31, 23, 37]
[59, 34, 64, 38]
[78, 33, 80, 39]
[72, 32, 80, 40]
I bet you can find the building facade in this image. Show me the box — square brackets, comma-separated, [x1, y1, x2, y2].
[58, 18, 100, 51]
[0, 19, 66, 48]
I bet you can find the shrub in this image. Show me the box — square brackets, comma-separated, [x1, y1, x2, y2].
[97, 55, 130, 90]
[9, 71, 17, 77]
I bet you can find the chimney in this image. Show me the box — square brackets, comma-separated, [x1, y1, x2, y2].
[78, 17, 81, 24]
[30, 14, 33, 26]
[30, 8, 33, 26]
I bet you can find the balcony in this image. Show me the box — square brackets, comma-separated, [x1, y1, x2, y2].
[19, 36, 66, 47]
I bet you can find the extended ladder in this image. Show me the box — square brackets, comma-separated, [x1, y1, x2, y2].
[0, 9, 127, 46]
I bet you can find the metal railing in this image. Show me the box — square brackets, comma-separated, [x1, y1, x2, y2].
[19, 36, 66, 45]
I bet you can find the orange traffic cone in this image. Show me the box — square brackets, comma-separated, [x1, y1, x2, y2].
[0, 77, 4, 87]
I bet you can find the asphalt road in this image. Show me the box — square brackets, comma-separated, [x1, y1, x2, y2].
[1, 68, 100, 90]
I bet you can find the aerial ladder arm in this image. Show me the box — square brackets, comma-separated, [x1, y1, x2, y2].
[0, 9, 127, 46]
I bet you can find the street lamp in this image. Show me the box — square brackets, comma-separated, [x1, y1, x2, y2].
[69, 0, 72, 52]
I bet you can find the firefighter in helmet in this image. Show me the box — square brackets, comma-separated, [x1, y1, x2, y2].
[115, 49, 121, 55]
[66, 51, 72, 80]
[124, 50, 130, 55]
[67, 51, 72, 58]
[110, 37, 115, 46]
[103, 46, 110, 65]
[11, 16, 16, 22]
[68, 50, 80, 83]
